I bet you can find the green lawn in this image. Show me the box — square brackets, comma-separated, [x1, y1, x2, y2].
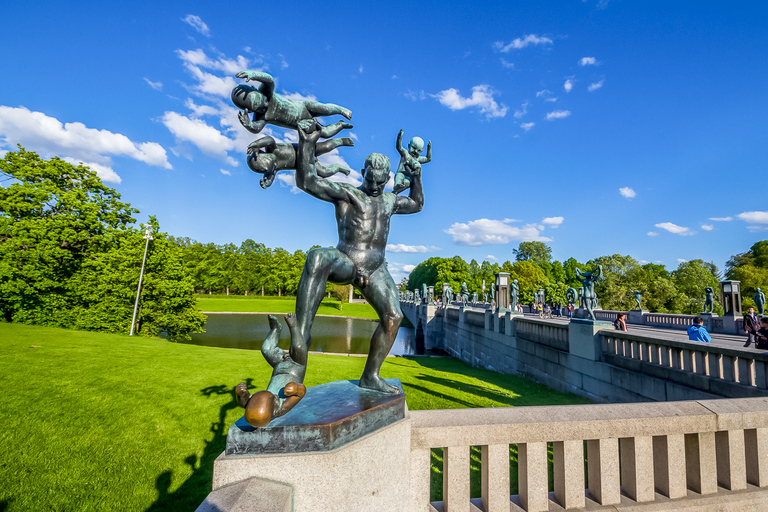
[196, 294, 380, 320]
[0, 322, 590, 511]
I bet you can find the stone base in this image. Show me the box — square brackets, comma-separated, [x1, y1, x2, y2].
[569, 318, 613, 361]
[226, 379, 404, 455]
[628, 309, 646, 324]
[211, 411, 412, 512]
[196, 477, 292, 512]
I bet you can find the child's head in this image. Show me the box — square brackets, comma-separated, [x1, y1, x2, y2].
[407, 136, 424, 158]
[231, 84, 266, 113]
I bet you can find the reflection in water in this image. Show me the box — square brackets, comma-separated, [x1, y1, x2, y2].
[184, 313, 418, 356]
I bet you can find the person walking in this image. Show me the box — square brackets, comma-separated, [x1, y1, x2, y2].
[613, 313, 628, 331]
[744, 306, 761, 348]
[687, 317, 711, 343]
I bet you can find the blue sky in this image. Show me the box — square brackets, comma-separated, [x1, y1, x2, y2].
[1, 0, 767, 283]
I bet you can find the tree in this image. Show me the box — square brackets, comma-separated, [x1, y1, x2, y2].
[513, 241, 552, 267]
[671, 259, 721, 315]
[0, 147, 205, 339]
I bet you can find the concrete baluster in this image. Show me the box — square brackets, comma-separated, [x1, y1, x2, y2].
[442, 446, 470, 511]
[745, 428, 768, 487]
[684, 432, 718, 495]
[586, 438, 620, 505]
[756, 362, 768, 389]
[409, 448, 432, 511]
[715, 430, 747, 491]
[737, 358, 750, 386]
[481, 444, 510, 511]
[653, 434, 687, 499]
[518, 442, 549, 512]
[620, 436, 655, 502]
[553, 440, 585, 509]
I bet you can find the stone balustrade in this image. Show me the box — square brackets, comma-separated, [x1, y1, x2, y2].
[409, 397, 768, 511]
[515, 317, 569, 352]
[601, 330, 768, 399]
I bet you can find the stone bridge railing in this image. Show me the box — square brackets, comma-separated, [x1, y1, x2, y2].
[515, 317, 570, 352]
[409, 397, 768, 511]
[601, 330, 768, 399]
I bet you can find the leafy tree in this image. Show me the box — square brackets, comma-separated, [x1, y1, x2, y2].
[507, 261, 547, 302]
[513, 241, 552, 267]
[671, 259, 721, 315]
[0, 147, 204, 339]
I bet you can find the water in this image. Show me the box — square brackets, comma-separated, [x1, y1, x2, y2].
[183, 313, 420, 356]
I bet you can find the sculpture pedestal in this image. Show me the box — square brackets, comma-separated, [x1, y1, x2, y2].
[202, 379, 411, 512]
[569, 318, 613, 361]
[226, 379, 405, 455]
[628, 309, 646, 325]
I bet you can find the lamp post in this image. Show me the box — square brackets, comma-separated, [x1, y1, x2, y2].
[130, 224, 154, 336]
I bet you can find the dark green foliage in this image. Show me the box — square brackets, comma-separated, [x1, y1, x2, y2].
[0, 147, 205, 340]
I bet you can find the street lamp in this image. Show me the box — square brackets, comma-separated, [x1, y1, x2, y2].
[130, 224, 154, 336]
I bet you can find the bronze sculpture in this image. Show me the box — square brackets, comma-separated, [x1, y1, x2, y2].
[755, 288, 765, 315]
[393, 129, 431, 194]
[510, 279, 519, 311]
[629, 288, 646, 311]
[575, 265, 603, 321]
[704, 287, 715, 314]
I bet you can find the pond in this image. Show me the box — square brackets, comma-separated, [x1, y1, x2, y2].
[183, 313, 421, 356]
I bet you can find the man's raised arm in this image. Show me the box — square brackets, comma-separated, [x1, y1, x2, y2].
[394, 164, 424, 214]
[296, 120, 348, 203]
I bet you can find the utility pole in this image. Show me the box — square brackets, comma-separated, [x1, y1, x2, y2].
[130, 224, 153, 336]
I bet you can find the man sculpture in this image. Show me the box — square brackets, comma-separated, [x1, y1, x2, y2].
[704, 287, 715, 314]
[629, 288, 646, 311]
[575, 266, 603, 320]
[510, 279, 519, 311]
[236, 119, 425, 427]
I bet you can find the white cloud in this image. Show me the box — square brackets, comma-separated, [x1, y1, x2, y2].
[182, 63, 239, 98]
[564, 79, 573, 93]
[278, 54, 288, 69]
[544, 97, 558, 102]
[162, 111, 237, 165]
[500, 58, 515, 69]
[709, 216, 733, 221]
[486, 255, 498, 261]
[542, 216, 564, 228]
[386, 244, 441, 253]
[444, 218, 551, 246]
[579, 57, 598, 66]
[619, 187, 636, 199]
[403, 264, 416, 272]
[281, 90, 318, 102]
[514, 102, 529, 119]
[182, 15, 210, 37]
[317, 148, 361, 187]
[737, 211, 768, 224]
[493, 34, 553, 52]
[546, 110, 571, 120]
[701, 224, 714, 231]
[677, 259, 687, 263]
[647, 232, 658, 236]
[403, 89, 427, 101]
[391, 75, 398, 79]
[521, 122, 535, 131]
[220, 169, 232, 176]
[177, 49, 251, 76]
[143, 78, 162, 91]
[588, 80, 604, 92]
[0, 106, 171, 183]
[655, 222, 694, 236]
[536, 89, 551, 98]
[359, 65, 364, 73]
[434, 85, 508, 118]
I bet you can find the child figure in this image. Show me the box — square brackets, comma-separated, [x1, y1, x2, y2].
[393, 128, 431, 194]
[232, 70, 352, 134]
[247, 122, 354, 189]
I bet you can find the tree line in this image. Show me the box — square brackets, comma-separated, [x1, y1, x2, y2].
[406, 241, 768, 315]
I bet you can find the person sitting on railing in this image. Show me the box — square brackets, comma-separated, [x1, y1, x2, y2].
[757, 317, 768, 350]
[613, 313, 628, 331]
[687, 317, 711, 343]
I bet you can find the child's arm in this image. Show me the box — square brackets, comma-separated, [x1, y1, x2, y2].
[236, 70, 275, 98]
[419, 140, 432, 164]
[396, 128, 407, 157]
[238, 111, 266, 134]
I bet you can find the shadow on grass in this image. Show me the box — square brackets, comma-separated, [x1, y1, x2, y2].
[0, 499, 9, 512]
[414, 373, 521, 406]
[144, 379, 252, 512]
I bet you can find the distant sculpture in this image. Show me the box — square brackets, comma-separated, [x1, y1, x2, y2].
[704, 287, 715, 314]
[755, 288, 766, 315]
[472, 292, 478, 303]
[566, 288, 577, 305]
[510, 279, 519, 311]
[629, 288, 646, 311]
[246, 132, 353, 189]
[444, 286, 454, 306]
[427, 286, 435, 304]
[234, 115, 424, 428]
[421, 283, 428, 303]
[483, 293, 488, 303]
[575, 265, 603, 321]
[460, 282, 470, 303]
[490, 286, 495, 303]
[232, 70, 352, 134]
[413, 290, 420, 302]
[393, 129, 432, 194]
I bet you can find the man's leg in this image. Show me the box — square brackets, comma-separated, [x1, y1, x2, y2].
[293, 248, 355, 366]
[359, 265, 403, 394]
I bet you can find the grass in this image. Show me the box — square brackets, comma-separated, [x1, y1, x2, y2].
[196, 294, 380, 320]
[0, 322, 591, 511]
